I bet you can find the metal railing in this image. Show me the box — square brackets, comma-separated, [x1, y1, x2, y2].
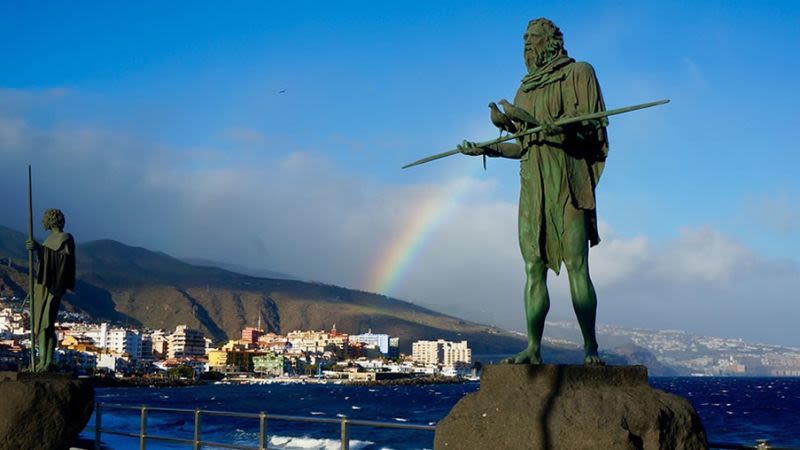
[93, 402, 436, 450]
[91, 402, 800, 450]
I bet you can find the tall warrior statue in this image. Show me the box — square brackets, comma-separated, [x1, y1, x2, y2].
[26, 208, 76, 371]
[460, 18, 608, 365]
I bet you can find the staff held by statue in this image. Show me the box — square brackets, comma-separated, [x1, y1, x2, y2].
[24, 167, 76, 372]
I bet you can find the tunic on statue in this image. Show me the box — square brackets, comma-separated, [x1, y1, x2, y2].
[513, 56, 609, 274]
[33, 232, 76, 367]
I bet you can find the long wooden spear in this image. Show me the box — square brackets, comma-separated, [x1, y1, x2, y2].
[27, 165, 36, 370]
[401, 99, 670, 169]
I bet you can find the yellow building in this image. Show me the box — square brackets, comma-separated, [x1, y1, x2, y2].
[61, 335, 97, 353]
[208, 347, 268, 372]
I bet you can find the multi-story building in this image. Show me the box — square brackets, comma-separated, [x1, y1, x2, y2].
[151, 330, 169, 358]
[106, 328, 142, 359]
[257, 333, 290, 353]
[167, 325, 206, 359]
[139, 332, 154, 361]
[83, 323, 109, 348]
[349, 330, 389, 355]
[287, 329, 348, 354]
[208, 341, 269, 372]
[411, 339, 472, 366]
[241, 327, 262, 344]
[388, 337, 400, 359]
[0, 308, 27, 336]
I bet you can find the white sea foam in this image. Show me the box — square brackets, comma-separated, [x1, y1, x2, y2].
[394, 417, 408, 422]
[310, 411, 324, 415]
[351, 405, 361, 410]
[268, 435, 374, 449]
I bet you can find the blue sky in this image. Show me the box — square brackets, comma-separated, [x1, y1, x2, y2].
[1, 1, 799, 345]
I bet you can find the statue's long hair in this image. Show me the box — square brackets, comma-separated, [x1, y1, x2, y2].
[42, 208, 65, 230]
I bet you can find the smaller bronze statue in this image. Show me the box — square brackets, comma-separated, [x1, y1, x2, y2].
[25, 208, 76, 372]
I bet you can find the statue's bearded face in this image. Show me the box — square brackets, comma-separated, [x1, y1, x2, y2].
[523, 26, 548, 71]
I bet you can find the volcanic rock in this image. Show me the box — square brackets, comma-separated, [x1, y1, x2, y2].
[0, 372, 94, 450]
[434, 364, 707, 450]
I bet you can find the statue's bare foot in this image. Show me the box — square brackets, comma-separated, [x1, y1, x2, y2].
[502, 348, 542, 365]
[584, 353, 605, 366]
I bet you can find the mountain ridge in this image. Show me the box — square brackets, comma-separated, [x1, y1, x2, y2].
[0, 225, 526, 354]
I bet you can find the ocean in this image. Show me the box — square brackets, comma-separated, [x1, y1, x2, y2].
[82, 377, 800, 449]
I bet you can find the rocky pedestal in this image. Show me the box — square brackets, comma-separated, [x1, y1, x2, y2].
[434, 365, 707, 450]
[0, 372, 95, 450]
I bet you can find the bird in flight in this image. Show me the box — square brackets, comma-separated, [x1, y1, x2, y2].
[278, 89, 286, 94]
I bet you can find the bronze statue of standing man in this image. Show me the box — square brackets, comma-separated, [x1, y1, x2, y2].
[461, 18, 608, 365]
[25, 208, 76, 371]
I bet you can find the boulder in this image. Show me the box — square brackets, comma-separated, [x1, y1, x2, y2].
[0, 372, 94, 450]
[434, 365, 707, 450]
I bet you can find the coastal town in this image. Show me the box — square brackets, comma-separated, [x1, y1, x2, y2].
[546, 321, 800, 377]
[0, 295, 475, 382]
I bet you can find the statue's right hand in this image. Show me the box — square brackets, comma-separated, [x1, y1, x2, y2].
[25, 239, 37, 251]
[458, 140, 484, 156]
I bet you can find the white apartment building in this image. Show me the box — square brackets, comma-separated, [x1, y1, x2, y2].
[349, 330, 390, 354]
[106, 328, 142, 359]
[411, 339, 472, 366]
[167, 325, 206, 359]
[83, 323, 109, 348]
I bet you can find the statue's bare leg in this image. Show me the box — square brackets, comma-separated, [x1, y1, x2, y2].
[564, 208, 603, 366]
[504, 257, 549, 364]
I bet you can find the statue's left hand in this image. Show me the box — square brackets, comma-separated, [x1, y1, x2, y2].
[540, 119, 563, 136]
[25, 239, 38, 251]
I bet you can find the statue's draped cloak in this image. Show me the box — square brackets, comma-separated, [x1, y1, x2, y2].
[513, 59, 608, 274]
[33, 232, 75, 333]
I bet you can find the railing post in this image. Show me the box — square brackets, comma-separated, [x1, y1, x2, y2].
[259, 411, 267, 450]
[193, 408, 201, 450]
[94, 403, 102, 450]
[340, 415, 349, 450]
[139, 405, 148, 450]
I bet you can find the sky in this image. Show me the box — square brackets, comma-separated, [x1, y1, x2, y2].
[1, 1, 799, 346]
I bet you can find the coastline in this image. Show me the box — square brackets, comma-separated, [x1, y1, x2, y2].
[86, 374, 475, 388]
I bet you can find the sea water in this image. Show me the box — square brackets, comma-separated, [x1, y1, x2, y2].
[83, 377, 800, 449]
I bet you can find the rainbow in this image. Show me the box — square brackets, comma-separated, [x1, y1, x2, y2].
[363, 176, 475, 295]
